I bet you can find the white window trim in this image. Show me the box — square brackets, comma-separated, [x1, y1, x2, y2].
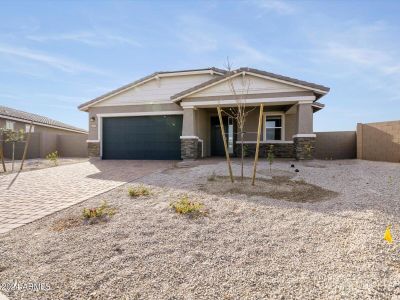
[263, 111, 285, 142]
[5, 120, 15, 130]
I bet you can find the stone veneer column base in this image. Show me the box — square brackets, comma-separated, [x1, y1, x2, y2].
[88, 142, 100, 157]
[293, 136, 316, 160]
[235, 142, 294, 158]
[181, 138, 199, 159]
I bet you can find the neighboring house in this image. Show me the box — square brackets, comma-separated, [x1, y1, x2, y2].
[78, 67, 329, 160]
[0, 105, 88, 159]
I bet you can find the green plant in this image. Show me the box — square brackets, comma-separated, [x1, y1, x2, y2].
[82, 200, 115, 224]
[1, 128, 25, 171]
[242, 144, 249, 157]
[304, 144, 313, 159]
[267, 145, 275, 172]
[128, 185, 151, 197]
[46, 150, 59, 166]
[170, 195, 204, 215]
[207, 171, 217, 181]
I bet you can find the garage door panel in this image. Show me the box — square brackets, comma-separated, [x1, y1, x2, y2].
[102, 115, 182, 160]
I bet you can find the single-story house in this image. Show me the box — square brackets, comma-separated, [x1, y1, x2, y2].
[0, 105, 88, 158]
[0, 105, 87, 135]
[78, 67, 330, 160]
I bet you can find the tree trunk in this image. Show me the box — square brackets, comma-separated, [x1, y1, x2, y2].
[11, 142, 15, 171]
[240, 131, 244, 180]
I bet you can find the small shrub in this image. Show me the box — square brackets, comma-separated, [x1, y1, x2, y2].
[207, 171, 217, 182]
[243, 144, 249, 157]
[82, 201, 115, 224]
[303, 144, 313, 159]
[267, 145, 275, 172]
[170, 195, 204, 216]
[46, 150, 59, 166]
[128, 185, 151, 197]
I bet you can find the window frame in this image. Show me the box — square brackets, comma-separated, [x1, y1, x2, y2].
[5, 120, 15, 130]
[263, 112, 285, 142]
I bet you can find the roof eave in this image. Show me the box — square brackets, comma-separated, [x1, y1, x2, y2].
[171, 69, 330, 102]
[78, 67, 225, 111]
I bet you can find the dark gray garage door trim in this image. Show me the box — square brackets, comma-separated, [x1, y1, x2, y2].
[99, 111, 183, 160]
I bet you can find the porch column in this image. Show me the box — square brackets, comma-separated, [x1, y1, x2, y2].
[180, 108, 200, 160]
[293, 103, 316, 160]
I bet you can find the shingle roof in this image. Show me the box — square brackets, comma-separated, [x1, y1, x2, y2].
[78, 67, 226, 110]
[171, 67, 330, 101]
[0, 105, 87, 133]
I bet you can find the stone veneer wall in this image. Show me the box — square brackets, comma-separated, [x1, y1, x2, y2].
[88, 142, 100, 157]
[235, 142, 294, 158]
[181, 138, 199, 159]
[293, 137, 315, 160]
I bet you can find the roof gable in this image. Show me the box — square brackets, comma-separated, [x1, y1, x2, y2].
[171, 68, 330, 101]
[185, 73, 307, 99]
[94, 73, 217, 107]
[78, 67, 225, 111]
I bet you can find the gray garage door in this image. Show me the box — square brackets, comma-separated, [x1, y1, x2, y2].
[102, 115, 182, 160]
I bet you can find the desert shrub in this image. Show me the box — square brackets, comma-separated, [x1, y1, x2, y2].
[170, 195, 204, 215]
[128, 185, 151, 197]
[207, 171, 217, 182]
[243, 144, 249, 157]
[82, 201, 115, 224]
[267, 145, 275, 172]
[46, 151, 59, 166]
[304, 144, 313, 159]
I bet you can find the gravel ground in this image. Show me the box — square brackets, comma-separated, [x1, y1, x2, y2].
[0, 159, 400, 299]
[0, 158, 88, 175]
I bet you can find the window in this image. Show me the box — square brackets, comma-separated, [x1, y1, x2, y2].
[264, 114, 284, 141]
[5, 120, 14, 130]
[25, 124, 34, 133]
[227, 117, 234, 154]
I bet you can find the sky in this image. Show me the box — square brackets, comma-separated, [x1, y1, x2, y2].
[0, 0, 399, 131]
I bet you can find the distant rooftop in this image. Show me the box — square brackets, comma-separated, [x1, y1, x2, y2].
[0, 105, 87, 133]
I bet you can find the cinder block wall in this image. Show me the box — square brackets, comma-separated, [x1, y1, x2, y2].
[357, 121, 400, 163]
[2, 132, 88, 159]
[314, 131, 357, 159]
[57, 135, 88, 157]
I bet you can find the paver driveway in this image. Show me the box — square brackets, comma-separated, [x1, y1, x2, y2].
[0, 159, 174, 234]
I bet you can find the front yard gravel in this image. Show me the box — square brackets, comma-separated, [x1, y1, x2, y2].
[0, 159, 399, 299]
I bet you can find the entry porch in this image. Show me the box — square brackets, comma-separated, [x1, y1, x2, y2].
[180, 101, 319, 160]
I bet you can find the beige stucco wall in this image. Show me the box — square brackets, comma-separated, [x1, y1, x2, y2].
[196, 109, 211, 157]
[0, 117, 87, 159]
[240, 107, 297, 142]
[285, 113, 297, 140]
[357, 121, 400, 163]
[296, 103, 313, 134]
[58, 135, 88, 157]
[87, 103, 182, 140]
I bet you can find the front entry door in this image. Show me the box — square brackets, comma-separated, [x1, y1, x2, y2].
[211, 116, 233, 156]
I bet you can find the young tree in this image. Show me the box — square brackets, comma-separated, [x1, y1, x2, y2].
[2, 128, 25, 171]
[267, 145, 275, 173]
[220, 60, 255, 180]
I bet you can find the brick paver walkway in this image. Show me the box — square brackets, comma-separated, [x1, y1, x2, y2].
[0, 160, 174, 234]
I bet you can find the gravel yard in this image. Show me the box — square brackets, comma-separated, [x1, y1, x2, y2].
[1, 159, 400, 299]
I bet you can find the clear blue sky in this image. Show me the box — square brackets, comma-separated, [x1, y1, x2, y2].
[1, 0, 399, 131]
